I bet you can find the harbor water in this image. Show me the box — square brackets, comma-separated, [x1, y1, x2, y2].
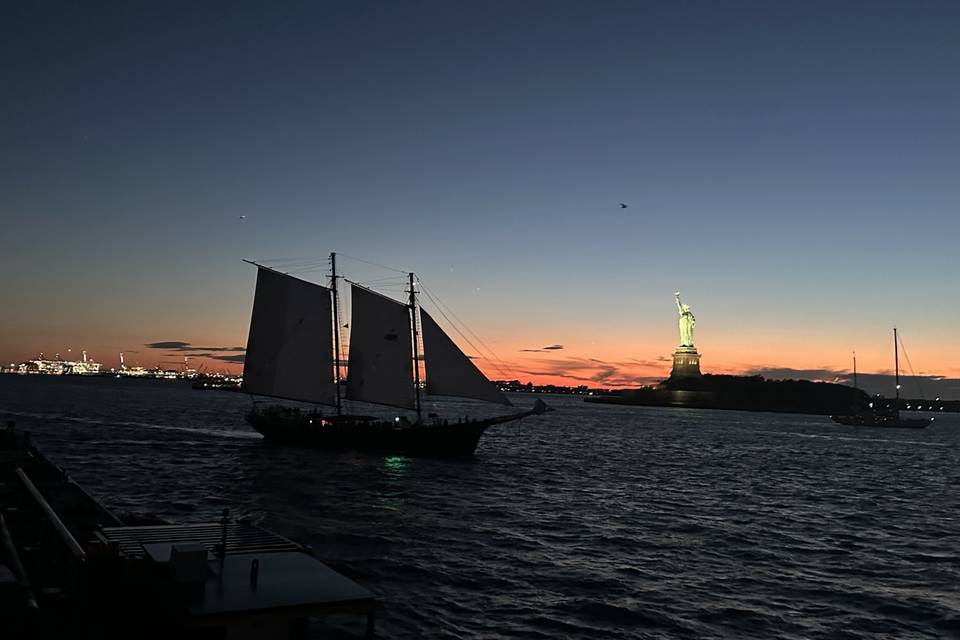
[1, 375, 958, 638]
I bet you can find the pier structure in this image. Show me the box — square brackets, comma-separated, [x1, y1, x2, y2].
[0, 426, 376, 638]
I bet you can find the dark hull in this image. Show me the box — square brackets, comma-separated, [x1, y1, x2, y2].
[246, 400, 549, 458]
[831, 414, 931, 429]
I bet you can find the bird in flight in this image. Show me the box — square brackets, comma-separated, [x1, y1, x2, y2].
[238, 215, 246, 220]
[619, 203, 628, 209]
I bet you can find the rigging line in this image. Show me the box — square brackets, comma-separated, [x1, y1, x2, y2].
[287, 265, 335, 275]
[283, 256, 342, 269]
[356, 276, 409, 285]
[896, 333, 926, 400]
[355, 281, 410, 291]
[251, 255, 328, 264]
[416, 279, 515, 377]
[263, 263, 330, 275]
[419, 284, 514, 380]
[277, 259, 330, 269]
[419, 287, 505, 378]
[337, 253, 409, 274]
[362, 274, 409, 280]
[277, 257, 327, 265]
[268, 262, 327, 270]
[284, 264, 326, 272]
[252, 258, 329, 269]
[417, 281, 514, 380]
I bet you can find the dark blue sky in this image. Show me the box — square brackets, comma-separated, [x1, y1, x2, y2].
[2, 1, 958, 385]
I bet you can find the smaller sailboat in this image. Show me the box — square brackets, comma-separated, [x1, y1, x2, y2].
[240, 254, 550, 457]
[831, 328, 932, 429]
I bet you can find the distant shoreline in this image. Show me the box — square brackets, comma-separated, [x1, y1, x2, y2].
[1, 372, 956, 411]
[585, 374, 958, 414]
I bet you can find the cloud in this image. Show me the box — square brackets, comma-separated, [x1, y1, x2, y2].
[591, 367, 618, 382]
[145, 341, 245, 353]
[211, 354, 245, 363]
[142, 341, 246, 368]
[489, 354, 960, 398]
[508, 355, 664, 388]
[146, 341, 191, 350]
[189, 352, 246, 363]
[519, 344, 564, 352]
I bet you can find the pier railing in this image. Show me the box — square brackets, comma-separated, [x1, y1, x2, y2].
[15, 467, 86, 561]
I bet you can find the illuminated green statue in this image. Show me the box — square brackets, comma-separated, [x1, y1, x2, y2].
[674, 291, 695, 347]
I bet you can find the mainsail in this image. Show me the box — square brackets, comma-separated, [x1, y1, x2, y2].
[242, 267, 336, 404]
[420, 309, 512, 406]
[345, 284, 415, 409]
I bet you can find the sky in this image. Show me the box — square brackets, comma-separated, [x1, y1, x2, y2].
[2, 1, 959, 396]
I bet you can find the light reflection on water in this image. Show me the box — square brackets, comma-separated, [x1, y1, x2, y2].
[383, 455, 411, 475]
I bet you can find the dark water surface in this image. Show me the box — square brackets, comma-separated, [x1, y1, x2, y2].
[2, 375, 958, 639]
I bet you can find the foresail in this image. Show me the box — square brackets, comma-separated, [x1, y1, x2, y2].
[345, 285, 415, 409]
[420, 309, 512, 406]
[242, 267, 336, 404]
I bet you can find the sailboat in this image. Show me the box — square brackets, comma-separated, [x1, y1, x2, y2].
[831, 328, 932, 429]
[240, 254, 550, 457]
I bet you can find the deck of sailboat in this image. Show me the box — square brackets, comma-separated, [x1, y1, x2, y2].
[247, 400, 549, 457]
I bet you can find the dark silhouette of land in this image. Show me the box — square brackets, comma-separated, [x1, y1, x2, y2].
[585, 374, 872, 415]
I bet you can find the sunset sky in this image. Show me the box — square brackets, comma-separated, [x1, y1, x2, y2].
[2, 2, 958, 396]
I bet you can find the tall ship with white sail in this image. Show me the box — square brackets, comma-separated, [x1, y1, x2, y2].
[240, 253, 549, 457]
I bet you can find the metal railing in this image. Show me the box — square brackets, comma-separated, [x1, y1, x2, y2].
[14, 467, 86, 562]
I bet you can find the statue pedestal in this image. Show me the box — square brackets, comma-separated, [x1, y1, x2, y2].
[670, 346, 702, 379]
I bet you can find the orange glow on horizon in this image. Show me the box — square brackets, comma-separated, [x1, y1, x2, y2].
[3, 330, 958, 392]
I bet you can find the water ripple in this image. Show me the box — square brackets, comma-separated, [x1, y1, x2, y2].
[1, 376, 958, 638]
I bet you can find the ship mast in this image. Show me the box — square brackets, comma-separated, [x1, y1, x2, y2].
[852, 351, 857, 391]
[330, 253, 343, 415]
[408, 272, 422, 419]
[893, 326, 900, 405]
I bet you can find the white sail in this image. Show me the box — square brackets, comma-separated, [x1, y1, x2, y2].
[242, 267, 336, 404]
[345, 285, 415, 409]
[420, 309, 512, 406]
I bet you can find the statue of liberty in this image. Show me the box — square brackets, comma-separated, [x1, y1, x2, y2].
[674, 291, 695, 348]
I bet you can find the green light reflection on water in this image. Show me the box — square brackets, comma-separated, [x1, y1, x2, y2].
[383, 455, 410, 475]
[378, 455, 411, 511]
